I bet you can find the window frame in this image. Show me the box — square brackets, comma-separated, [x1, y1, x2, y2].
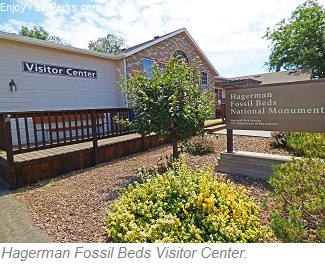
[174, 50, 190, 65]
[201, 71, 208, 86]
[215, 88, 222, 99]
[142, 58, 155, 78]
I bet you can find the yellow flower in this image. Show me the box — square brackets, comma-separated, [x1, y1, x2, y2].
[181, 205, 189, 215]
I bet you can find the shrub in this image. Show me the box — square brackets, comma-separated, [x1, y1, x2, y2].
[183, 135, 216, 155]
[286, 132, 325, 158]
[106, 157, 268, 243]
[269, 158, 325, 242]
[270, 131, 287, 148]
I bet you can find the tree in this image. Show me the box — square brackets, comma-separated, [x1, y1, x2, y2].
[19, 26, 71, 46]
[117, 57, 214, 158]
[88, 34, 127, 54]
[263, 0, 325, 78]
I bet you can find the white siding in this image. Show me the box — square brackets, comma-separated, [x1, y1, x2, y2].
[0, 39, 126, 111]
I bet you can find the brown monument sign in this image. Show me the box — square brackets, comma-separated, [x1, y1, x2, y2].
[226, 79, 325, 133]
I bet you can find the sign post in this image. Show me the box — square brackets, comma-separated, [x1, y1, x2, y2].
[226, 129, 234, 153]
[220, 79, 325, 179]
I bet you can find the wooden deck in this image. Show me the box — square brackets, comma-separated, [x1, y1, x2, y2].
[0, 108, 170, 189]
[1, 108, 221, 189]
[0, 133, 168, 189]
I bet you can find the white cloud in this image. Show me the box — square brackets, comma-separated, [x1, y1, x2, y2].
[0, 19, 34, 33]
[2, 0, 325, 76]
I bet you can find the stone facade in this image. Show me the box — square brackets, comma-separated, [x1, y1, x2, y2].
[124, 32, 216, 94]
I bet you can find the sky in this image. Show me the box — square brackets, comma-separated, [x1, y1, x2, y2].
[0, 0, 324, 77]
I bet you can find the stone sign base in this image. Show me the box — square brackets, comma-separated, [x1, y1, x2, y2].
[216, 151, 296, 180]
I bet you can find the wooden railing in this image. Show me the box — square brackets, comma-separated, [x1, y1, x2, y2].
[0, 108, 173, 189]
[0, 108, 133, 154]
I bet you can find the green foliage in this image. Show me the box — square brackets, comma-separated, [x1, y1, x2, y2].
[183, 135, 217, 155]
[117, 57, 214, 157]
[19, 26, 70, 45]
[106, 157, 268, 243]
[88, 34, 126, 53]
[269, 158, 325, 242]
[269, 132, 325, 158]
[263, 0, 325, 78]
[270, 131, 287, 148]
[286, 132, 325, 158]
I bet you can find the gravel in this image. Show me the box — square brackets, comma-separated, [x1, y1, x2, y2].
[14, 134, 292, 243]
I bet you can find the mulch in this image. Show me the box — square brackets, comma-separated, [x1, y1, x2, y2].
[13, 134, 292, 242]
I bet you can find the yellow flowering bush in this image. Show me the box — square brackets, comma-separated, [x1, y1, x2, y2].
[106, 156, 268, 243]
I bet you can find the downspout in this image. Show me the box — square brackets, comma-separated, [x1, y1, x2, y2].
[116, 57, 128, 108]
[123, 57, 128, 108]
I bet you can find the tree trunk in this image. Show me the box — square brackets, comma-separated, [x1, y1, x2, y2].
[172, 138, 179, 159]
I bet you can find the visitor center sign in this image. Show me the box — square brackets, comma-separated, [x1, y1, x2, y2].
[226, 79, 325, 133]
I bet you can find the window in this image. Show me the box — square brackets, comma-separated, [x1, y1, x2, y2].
[158, 62, 165, 70]
[215, 88, 223, 99]
[201, 72, 208, 85]
[143, 58, 154, 78]
[174, 50, 189, 64]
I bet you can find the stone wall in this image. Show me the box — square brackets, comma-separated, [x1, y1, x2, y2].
[122, 32, 218, 118]
[125, 32, 216, 94]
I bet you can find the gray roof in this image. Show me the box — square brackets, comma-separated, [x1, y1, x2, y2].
[121, 28, 219, 77]
[0, 31, 119, 60]
[231, 69, 312, 85]
[121, 29, 185, 54]
[217, 78, 262, 87]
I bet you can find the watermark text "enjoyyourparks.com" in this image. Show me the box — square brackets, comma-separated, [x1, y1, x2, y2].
[0, 2, 101, 14]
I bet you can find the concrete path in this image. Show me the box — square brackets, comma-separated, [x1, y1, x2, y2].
[0, 178, 54, 243]
[214, 129, 271, 138]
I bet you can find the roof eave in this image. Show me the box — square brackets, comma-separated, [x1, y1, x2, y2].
[182, 28, 219, 77]
[0, 31, 119, 60]
[122, 28, 186, 57]
[122, 28, 219, 77]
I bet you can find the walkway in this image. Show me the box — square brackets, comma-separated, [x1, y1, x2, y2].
[204, 119, 271, 138]
[214, 129, 271, 138]
[0, 133, 162, 242]
[0, 178, 54, 242]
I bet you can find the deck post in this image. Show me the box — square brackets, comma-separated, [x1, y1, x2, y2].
[141, 135, 146, 151]
[91, 110, 99, 165]
[0, 115, 5, 149]
[4, 114, 16, 189]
